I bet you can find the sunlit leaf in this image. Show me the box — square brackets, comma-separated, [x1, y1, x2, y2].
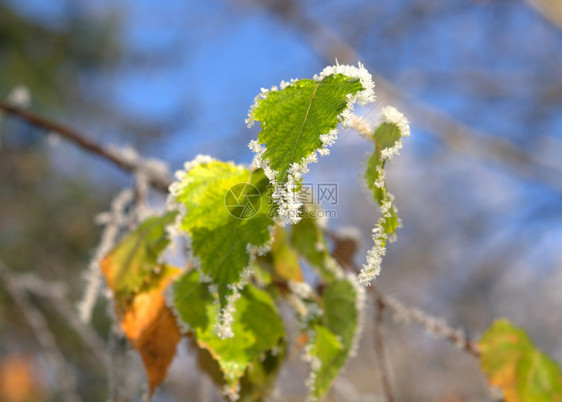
[294, 277, 363, 400]
[479, 319, 562, 402]
[100, 213, 181, 394]
[170, 161, 274, 310]
[248, 64, 374, 223]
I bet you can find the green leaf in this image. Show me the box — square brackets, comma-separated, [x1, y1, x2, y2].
[322, 278, 360, 353]
[251, 74, 363, 184]
[169, 159, 275, 316]
[248, 64, 374, 224]
[359, 106, 409, 286]
[307, 325, 344, 399]
[479, 319, 562, 402]
[303, 277, 363, 400]
[172, 270, 285, 395]
[101, 211, 177, 305]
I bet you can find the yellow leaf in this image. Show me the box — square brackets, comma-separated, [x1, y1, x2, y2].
[479, 319, 562, 402]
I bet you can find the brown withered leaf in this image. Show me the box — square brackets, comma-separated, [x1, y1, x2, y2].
[117, 266, 182, 395]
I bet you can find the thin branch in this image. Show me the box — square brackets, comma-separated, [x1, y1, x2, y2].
[374, 299, 395, 402]
[328, 231, 481, 358]
[0, 260, 81, 402]
[377, 291, 480, 359]
[0, 100, 171, 192]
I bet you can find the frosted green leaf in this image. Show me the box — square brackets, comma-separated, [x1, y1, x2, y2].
[305, 277, 364, 400]
[359, 106, 410, 286]
[168, 158, 275, 337]
[248, 63, 375, 224]
[172, 270, 285, 397]
[479, 319, 562, 401]
[101, 211, 177, 305]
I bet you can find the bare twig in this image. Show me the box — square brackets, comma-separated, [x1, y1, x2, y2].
[374, 299, 395, 402]
[0, 100, 171, 192]
[378, 292, 480, 359]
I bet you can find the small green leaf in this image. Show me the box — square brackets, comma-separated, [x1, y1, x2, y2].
[359, 106, 409, 286]
[191, 337, 286, 402]
[322, 279, 360, 353]
[101, 211, 177, 305]
[172, 270, 285, 394]
[479, 319, 562, 402]
[307, 325, 344, 399]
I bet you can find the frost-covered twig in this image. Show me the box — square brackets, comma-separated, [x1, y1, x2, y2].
[381, 295, 479, 357]
[77, 188, 134, 323]
[0, 259, 81, 402]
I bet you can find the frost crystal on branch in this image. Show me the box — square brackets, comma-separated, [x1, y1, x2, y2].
[385, 297, 467, 349]
[77, 189, 133, 322]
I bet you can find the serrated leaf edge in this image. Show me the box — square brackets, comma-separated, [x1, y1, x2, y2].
[358, 107, 410, 286]
[166, 156, 276, 339]
[248, 63, 376, 225]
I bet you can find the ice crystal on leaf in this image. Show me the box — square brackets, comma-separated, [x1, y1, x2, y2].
[167, 157, 275, 338]
[360, 106, 410, 285]
[248, 63, 375, 224]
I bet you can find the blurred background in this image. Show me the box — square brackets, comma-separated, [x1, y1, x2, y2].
[1, 0, 561, 400]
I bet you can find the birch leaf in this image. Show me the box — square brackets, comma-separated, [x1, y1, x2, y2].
[479, 319, 562, 402]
